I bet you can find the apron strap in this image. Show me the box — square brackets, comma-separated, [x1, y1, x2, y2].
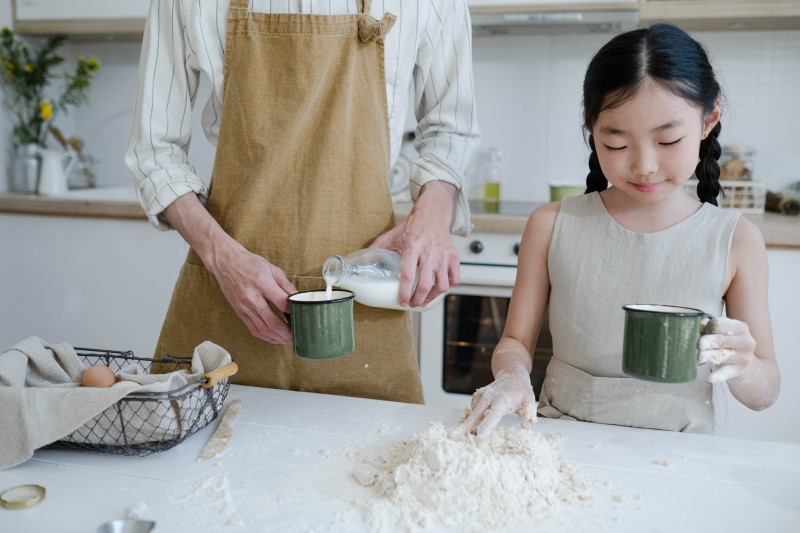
[230, 0, 249, 11]
[357, 0, 396, 42]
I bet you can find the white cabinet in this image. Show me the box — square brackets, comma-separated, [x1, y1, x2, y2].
[468, 0, 637, 9]
[713, 248, 800, 444]
[14, 0, 147, 21]
[0, 213, 187, 359]
[13, 0, 147, 37]
[639, 0, 800, 31]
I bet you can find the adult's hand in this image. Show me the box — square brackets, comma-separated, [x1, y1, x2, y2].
[371, 181, 459, 308]
[164, 194, 296, 344]
[209, 245, 296, 344]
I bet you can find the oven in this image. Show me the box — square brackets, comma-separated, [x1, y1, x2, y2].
[418, 208, 553, 408]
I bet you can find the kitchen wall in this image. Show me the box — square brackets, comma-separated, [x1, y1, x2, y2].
[471, 30, 800, 201]
[3, 26, 798, 200]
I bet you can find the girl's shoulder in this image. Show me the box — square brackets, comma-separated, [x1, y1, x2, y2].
[521, 201, 562, 252]
[730, 215, 766, 252]
[527, 200, 561, 229]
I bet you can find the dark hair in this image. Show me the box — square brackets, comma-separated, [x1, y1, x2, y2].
[582, 23, 722, 205]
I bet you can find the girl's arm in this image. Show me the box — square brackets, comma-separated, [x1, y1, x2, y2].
[700, 217, 780, 409]
[455, 202, 557, 437]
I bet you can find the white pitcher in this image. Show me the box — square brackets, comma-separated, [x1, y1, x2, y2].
[37, 148, 77, 196]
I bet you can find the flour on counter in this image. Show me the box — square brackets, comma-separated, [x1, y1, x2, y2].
[171, 475, 243, 529]
[346, 421, 596, 532]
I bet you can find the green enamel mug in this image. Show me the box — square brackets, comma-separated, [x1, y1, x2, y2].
[622, 304, 713, 383]
[287, 289, 355, 360]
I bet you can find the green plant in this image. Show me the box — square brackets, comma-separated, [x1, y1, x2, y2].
[0, 27, 100, 145]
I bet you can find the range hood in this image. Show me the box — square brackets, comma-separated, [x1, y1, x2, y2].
[470, 9, 639, 36]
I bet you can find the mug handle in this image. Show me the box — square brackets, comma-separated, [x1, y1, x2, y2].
[697, 312, 715, 366]
[699, 312, 715, 335]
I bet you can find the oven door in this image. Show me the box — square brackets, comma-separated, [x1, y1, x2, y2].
[418, 283, 553, 409]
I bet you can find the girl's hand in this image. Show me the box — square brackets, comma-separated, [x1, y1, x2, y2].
[698, 317, 758, 383]
[451, 367, 537, 439]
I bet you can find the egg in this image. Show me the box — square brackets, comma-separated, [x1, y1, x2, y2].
[81, 364, 117, 388]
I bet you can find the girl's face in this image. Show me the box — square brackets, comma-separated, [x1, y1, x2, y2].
[591, 80, 720, 204]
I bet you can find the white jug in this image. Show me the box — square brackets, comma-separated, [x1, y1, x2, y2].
[37, 148, 77, 196]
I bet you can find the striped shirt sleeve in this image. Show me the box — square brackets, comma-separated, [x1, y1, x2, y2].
[410, 0, 480, 236]
[124, 0, 207, 230]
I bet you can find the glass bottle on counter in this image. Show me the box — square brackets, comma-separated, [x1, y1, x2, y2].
[482, 147, 503, 204]
[322, 248, 443, 311]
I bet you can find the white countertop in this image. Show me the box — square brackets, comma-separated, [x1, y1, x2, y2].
[2, 385, 799, 532]
[1, 189, 799, 247]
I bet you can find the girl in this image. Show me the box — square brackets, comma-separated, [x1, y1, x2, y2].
[457, 23, 780, 437]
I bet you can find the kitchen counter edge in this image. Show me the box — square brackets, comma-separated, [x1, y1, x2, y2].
[1, 194, 798, 249]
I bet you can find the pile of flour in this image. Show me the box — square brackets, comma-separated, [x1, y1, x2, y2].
[348, 421, 595, 532]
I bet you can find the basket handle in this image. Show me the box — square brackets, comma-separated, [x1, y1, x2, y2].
[202, 362, 239, 388]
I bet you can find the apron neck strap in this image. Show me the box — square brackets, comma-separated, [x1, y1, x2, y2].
[357, 0, 396, 42]
[230, 0, 249, 11]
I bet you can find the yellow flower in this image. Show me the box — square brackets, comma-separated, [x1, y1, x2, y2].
[23, 63, 33, 73]
[87, 57, 100, 70]
[39, 100, 53, 120]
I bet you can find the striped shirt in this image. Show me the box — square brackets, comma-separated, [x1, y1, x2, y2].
[125, 0, 481, 234]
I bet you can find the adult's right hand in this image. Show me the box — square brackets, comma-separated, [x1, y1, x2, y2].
[211, 246, 296, 345]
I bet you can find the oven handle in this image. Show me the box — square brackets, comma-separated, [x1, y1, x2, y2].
[458, 264, 516, 288]
[443, 283, 514, 298]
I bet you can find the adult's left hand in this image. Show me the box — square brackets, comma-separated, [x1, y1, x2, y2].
[371, 181, 460, 308]
[698, 317, 758, 383]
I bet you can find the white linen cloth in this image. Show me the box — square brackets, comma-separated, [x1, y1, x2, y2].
[0, 337, 232, 470]
[125, 0, 480, 235]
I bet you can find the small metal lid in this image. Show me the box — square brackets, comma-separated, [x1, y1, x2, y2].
[0, 484, 46, 509]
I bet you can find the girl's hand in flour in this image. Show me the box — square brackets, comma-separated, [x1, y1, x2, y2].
[698, 317, 758, 383]
[452, 367, 537, 439]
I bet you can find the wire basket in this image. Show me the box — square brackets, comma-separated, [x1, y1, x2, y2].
[684, 179, 766, 214]
[45, 348, 237, 457]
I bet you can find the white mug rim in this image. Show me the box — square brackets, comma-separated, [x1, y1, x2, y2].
[288, 289, 354, 304]
[623, 304, 707, 316]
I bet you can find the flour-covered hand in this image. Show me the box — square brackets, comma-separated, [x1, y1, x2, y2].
[698, 317, 758, 383]
[452, 367, 537, 439]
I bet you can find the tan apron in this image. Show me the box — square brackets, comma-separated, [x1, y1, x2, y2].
[154, 0, 423, 404]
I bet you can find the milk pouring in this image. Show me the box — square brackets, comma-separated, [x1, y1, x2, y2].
[322, 248, 443, 311]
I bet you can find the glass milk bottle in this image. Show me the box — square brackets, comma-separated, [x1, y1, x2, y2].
[322, 248, 443, 311]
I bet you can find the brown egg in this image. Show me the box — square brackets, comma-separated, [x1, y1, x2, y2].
[81, 364, 117, 388]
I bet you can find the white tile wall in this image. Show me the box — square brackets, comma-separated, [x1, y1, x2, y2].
[471, 30, 800, 202]
[2, 26, 799, 202]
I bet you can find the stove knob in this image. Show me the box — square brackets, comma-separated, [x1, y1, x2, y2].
[469, 241, 484, 254]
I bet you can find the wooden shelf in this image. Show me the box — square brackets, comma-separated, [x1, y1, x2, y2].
[12, 18, 145, 41]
